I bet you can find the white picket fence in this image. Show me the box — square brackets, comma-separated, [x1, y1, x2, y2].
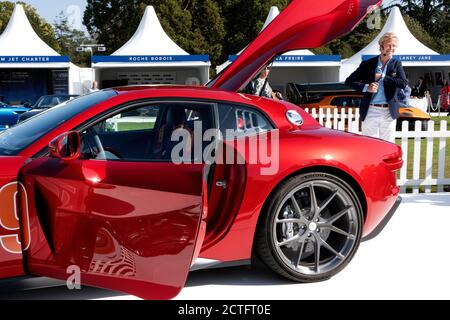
[305, 108, 450, 193]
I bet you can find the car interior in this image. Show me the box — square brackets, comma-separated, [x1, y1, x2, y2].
[80, 103, 214, 162]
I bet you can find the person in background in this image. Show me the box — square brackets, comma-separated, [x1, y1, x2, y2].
[246, 65, 283, 100]
[412, 77, 428, 98]
[397, 85, 412, 108]
[89, 81, 99, 93]
[249, 66, 273, 98]
[345, 32, 408, 143]
[438, 79, 450, 115]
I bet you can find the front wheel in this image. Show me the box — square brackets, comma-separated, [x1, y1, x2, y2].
[254, 173, 363, 282]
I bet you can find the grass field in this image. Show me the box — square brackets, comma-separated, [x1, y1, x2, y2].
[395, 116, 449, 192]
[117, 122, 155, 131]
[431, 116, 450, 131]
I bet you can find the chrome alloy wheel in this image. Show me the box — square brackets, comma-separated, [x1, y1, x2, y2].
[272, 180, 359, 276]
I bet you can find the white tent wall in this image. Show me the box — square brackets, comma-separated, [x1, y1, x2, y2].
[79, 68, 95, 94]
[69, 65, 94, 95]
[95, 66, 207, 88]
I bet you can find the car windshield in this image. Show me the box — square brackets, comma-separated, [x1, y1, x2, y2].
[34, 95, 76, 109]
[0, 90, 117, 156]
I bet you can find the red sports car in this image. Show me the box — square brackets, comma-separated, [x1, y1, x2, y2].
[0, 0, 401, 299]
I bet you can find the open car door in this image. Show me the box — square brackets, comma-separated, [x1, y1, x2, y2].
[17, 132, 207, 300]
[210, 0, 381, 92]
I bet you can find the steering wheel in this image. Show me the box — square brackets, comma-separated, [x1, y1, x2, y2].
[83, 128, 123, 160]
[103, 147, 123, 160]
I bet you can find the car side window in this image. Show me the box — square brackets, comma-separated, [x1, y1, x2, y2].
[80, 102, 214, 162]
[218, 103, 274, 139]
[330, 96, 361, 109]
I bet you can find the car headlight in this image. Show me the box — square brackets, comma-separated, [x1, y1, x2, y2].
[286, 110, 303, 126]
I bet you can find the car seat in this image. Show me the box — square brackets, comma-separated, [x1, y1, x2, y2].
[153, 107, 193, 160]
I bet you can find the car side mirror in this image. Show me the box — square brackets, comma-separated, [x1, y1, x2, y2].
[23, 102, 31, 108]
[49, 131, 81, 161]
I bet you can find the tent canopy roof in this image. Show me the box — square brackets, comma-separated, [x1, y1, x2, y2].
[113, 6, 188, 56]
[0, 4, 60, 56]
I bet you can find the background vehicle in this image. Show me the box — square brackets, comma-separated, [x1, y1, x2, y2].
[0, 104, 31, 131]
[0, 0, 391, 300]
[286, 82, 431, 130]
[19, 94, 79, 121]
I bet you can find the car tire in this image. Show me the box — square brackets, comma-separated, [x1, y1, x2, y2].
[254, 172, 363, 282]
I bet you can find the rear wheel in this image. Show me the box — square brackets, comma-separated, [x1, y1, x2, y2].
[255, 173, 363, 282]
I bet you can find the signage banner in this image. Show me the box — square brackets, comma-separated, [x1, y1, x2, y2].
[0, 56, 70, 63]
[362, 54, 450, 62]
[92, 55, 210, 63]
[228, 55, 341, 62]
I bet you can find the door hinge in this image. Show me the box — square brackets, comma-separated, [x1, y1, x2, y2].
[215, 180, 227, 189]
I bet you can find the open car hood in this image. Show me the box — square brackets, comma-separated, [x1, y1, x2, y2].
[210, 0, 381, 92]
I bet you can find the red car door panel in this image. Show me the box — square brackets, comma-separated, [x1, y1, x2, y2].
[19, 157, 205, 300]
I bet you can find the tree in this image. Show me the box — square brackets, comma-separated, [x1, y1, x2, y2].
[83, 1, 211, 59]
[53, 12, 92, 67]
[0, 1, 60, 52]
[83, 0, 290, 68]
[83, 0, 143, 54]
[385, 0, 450, 53]
[216, 0, 289, 60]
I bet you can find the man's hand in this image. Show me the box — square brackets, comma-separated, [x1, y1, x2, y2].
[368, 82, 379, 93]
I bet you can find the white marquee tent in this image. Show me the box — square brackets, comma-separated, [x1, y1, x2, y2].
[0, 4, 84, 104]
[340, 6, 450, 101]
[216, 6, 341, 94]
[92, 6, 210, 88]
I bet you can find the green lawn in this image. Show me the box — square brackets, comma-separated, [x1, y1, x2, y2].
[431, 116, 450, 131]
[396, 116, 450, 192]
[117, 121, 155, 131]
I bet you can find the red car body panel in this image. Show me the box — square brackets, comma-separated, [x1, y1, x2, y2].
[200, 99, 401, 260]
[0, 87, 401, 294]
[0, 156, 28, 278]
[0, 0, 398, 299]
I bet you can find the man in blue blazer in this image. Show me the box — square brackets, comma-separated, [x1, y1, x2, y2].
[345, 32, 408, 143]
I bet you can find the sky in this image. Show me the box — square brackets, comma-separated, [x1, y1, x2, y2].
[11, 0, 88, 30]
[11, 0, 400, 31]
[7, 0, 400, 32]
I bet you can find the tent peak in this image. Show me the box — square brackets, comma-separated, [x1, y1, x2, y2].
[112, 5, 188, 56]
[0, 4, 60, 56]
[261, 6, 280, 31]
